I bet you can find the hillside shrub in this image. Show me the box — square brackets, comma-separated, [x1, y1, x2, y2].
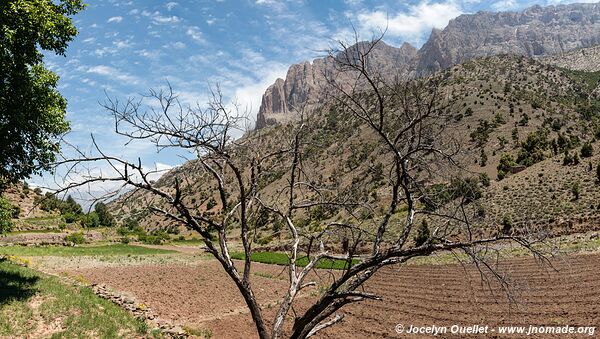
[572, 182, 581, 200]
[497, 153, 517, 180]
[413, 220, 430, 247]
[581, 142, 593, 158]
[64, 232, 86, 244]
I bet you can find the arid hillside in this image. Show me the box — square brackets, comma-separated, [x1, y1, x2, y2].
[109, 47, 600, 245]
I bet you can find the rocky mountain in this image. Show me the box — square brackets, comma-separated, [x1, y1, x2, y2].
[256, 41, 417, 128]
[257, 2, 600, 128]
[112, 51, 600, 237]
[544, 44, 600, 72]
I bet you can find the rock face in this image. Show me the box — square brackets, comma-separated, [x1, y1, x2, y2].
[544, 44, 600, 72]
[417, 3, 600, 75]
[256, 2, 600, 128]
[255, 41, 417, 129]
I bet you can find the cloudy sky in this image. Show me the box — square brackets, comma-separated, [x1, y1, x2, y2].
[35, 0, 594, 191]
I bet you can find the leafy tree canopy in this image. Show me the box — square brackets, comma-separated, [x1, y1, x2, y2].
[0, 0, 85, 183]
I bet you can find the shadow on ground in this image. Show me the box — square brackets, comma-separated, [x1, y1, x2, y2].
[0, 258, 39, 304]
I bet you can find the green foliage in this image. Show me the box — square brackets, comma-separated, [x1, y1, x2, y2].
[94, 202, 115, 227]
[497, 153, 517, 180]
[0, 196, 15, 233]
[479, 173, 491, 187]
[0, 260, 148, 337]
[501, 215, 512, 234]
[581, 142, 593, 158]
[206, 197, 217, 210]
[518, 113, 529, 126]
[36, 193, 83, 217]
[230, 251, 359, 270]
[563, 151, 573, 166]
[62, 212, 79, 224]
[516, 129, 549, 167]
[413, 219, 430, 247]
[0, 0, 85, 182]
[479, 148, 487, 167]
[469, 120, 493, 147]
[571, 182, 581, 200]
[138, 230, 171, 245]
[82, 212, 100, 228]
[422, 177, 482, 211]
[64, 231, 85, 244]
[0, 244, 174, 256]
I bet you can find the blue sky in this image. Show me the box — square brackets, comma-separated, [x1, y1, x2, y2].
[34, 0, 595, 192]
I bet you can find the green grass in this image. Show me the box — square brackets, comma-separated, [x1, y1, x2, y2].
[6, 229, 64, 235]
[0, 244, 175, 257]
[230, 251, 360, 270]
[0, 259, 147, 337]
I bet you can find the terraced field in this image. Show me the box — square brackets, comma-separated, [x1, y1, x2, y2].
[36, 248, 600, 338]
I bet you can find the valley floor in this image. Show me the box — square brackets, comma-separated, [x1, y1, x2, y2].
[3, 237, 597, 338]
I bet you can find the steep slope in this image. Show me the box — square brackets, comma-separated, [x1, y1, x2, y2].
[256, 41, 418, 128]
[257, 2, 600, 128]
[543, 45, 600, 72]
[111, 53, 600, 240]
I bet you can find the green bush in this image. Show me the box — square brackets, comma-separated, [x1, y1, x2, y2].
[581, 142, 593, 158]
[94, 202, 115, 227]
[64, 232, 86, 244]
[0, 196, 15, 233]
[138, 230, 170, 245]
[83, 212, 100, 228]
[572, 182, 581, 200]
[414, 220, 430, 247]
[62, 212, 79, 224]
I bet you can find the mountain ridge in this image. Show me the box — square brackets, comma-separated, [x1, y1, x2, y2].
[256, 2, 600, 128]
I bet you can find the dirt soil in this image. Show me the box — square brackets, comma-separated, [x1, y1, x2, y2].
[59, 253, 600, 338]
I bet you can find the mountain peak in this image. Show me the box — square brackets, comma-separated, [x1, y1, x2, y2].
[256, 2, 600, 129]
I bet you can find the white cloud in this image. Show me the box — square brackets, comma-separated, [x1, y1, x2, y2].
[107, 16, 123, 23]
[164, 41, 186, 49]
[165, 2, 178, 11]
[141, 10, 181, 25]
[355, 1, 463, 41]
[113, 39, 133, 49]
[87, 65, 141, 85]
[186, 26, 205, 43]
[492, 0, 519, 10]
[232, 63, 289, 125]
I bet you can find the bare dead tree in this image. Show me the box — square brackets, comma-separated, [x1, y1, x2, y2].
[49, 35, 551, 339]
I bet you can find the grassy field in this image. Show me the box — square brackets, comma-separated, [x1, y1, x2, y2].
[0, 244, 175, 257]
[231, 251, 360, 270]
[0, 259, 148, 338]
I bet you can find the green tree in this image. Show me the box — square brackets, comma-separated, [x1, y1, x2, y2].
[413, 219, 430, 247]
[94, 202, 115, 227]
[62, 195, 82, 215]
[0, 0, 84, 183]
[83, 211, 100, 228]
[497, 153, 516, 180]
[516, 129, 549, 166]
[0, 196, 15, 233]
